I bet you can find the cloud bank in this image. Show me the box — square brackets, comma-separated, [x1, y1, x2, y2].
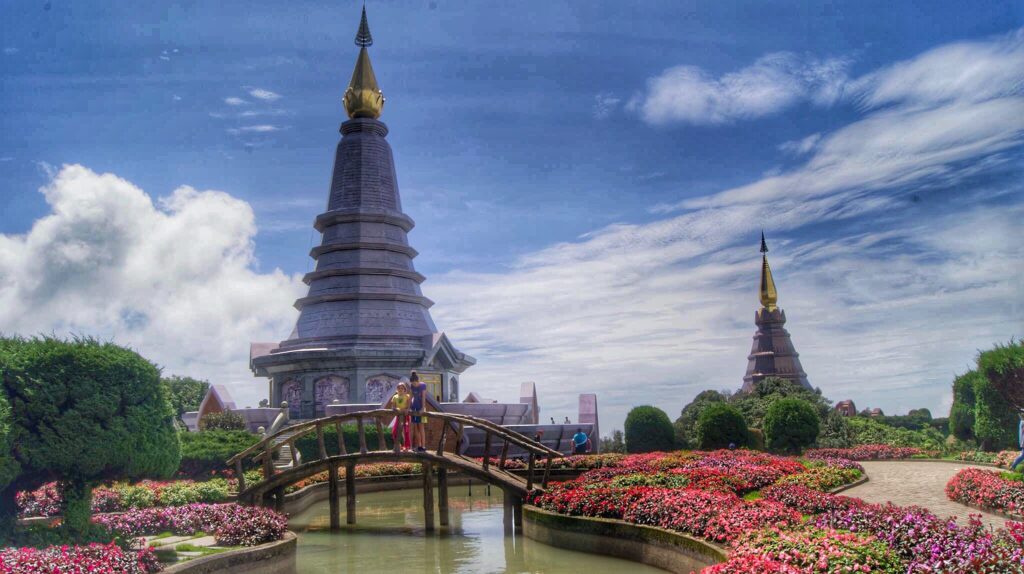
[0, 166, 305, 395]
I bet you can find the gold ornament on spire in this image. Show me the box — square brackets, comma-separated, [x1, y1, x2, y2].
[759, 231, 778, 311]
[343, 6, 385, 119]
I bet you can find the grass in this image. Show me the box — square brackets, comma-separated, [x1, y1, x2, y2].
[742, 490, 762, 501]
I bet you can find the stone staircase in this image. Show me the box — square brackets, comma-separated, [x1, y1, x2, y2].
[269, 428, 304, 470]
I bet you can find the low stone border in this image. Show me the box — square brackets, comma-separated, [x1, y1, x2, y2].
[522, 505, 726, 574]
[958, 500, 1024, 521]
[162, 531, 297, 574]
[829, 474, 869, 494]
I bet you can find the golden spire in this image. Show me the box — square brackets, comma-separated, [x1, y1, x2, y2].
[343, 6, 385, 119]
[759, 231, 778, 311]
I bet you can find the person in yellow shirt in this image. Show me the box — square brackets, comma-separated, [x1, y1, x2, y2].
[386, 382, 412, 451]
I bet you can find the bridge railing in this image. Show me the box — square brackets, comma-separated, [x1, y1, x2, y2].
[226, 409, 564, 494]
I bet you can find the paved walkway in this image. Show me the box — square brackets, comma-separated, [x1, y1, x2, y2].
[842, 460, 1008, 530]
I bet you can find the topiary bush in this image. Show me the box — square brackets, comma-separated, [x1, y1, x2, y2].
[763, 399, 820, 453]
[624, 406, 676, 453]
[978, 340, 1024, 412]
[198, 410, 247, 432]
[0, 336, 180, 536]
[695, 403, 750, 450]
[972, 370, 1018, 452]
[177, 431, 260, 478]
[949, 371, 977, 442]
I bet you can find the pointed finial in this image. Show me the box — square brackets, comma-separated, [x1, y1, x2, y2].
[759, 232, 778, 311]
[354, 5, 373, 47]
[343, 5, 385, 119]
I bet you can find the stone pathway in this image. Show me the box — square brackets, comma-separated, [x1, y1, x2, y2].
[842, 460, 1008, 530]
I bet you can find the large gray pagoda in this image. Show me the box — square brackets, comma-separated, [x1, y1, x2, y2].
[250, 8, 474, 420]
[741, 233, 811, 392]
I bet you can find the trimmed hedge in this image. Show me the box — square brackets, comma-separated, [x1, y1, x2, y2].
[763, 398, 820, 453]
[178, 431, 260, 478]
[624, 406, 676, 454]
[696, 403, 750, 450]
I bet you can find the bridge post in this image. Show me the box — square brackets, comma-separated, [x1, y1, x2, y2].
[437, 467, 449, 527]
[512, 493, 523, 533]
[502, 489, 513, 534]
[273, 486, 285, 513]
[328, 463, 340, 530]
[422, 461, 435, 532]
[346, 460, 356, 524]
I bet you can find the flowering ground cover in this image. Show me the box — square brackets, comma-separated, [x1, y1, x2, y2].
[0, 543, 161, 574]
[947, 467, 1024, 517]
[17, 480, 231, 518]
[94, 503, 287, 547]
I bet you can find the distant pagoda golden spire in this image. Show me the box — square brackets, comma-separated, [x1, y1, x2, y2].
[343, 5, 385, 119]
[759, 231, 778, 311]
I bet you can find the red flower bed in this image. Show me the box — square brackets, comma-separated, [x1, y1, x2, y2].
[760, 484, 864, 514]
[804, 444, 928, 460]
[0, 543, 160, 574]
[94, 503, 287, 546]
[946, 467, 1024, 517]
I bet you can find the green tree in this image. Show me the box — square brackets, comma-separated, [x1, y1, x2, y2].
[948, 372, 977, 441]
[978, 340, 1024, 412]
[817, 410, 854, 448]
[198, 410, 247, 431]
[624, 406, 676, 453]
[599, 430, 626, 454]
[0, 337, 180, 536]
[763, 398, 820, 453]
[674, 390, 726, 449]
[161, 375, 210, 420]
[973, 370, 1017, 452]
[695, 403, 750, 450]
[0, 392, 18, 496]
[731, 377, 830, 429]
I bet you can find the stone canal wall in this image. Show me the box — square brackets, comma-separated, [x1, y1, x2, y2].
[522, 505, 726, 574]
[162, 531, 297, 574]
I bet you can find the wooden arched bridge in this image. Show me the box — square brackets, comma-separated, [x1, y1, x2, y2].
[226, 409, 563, 531]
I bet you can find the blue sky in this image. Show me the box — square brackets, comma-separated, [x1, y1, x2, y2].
[1, 1, 1022, 432]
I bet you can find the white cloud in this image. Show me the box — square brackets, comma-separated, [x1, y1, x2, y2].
[248, 88, 282, 101]
[0, 165, 305, 401]
[3, 47, 18, 55]
[592, 93, 621, 119]
[224, 97, 247, 106]
[627, 52, 851, 125]
[778, 133, 821, 156]
[228, 125, 283, 134]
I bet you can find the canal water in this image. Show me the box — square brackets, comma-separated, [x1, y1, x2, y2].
[289, 484, 665, 573]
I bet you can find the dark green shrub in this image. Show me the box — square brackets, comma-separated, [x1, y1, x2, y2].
[763, 398, 820, 453]
[624, 406, 676, 453]
[199, 410, 246, 432]
[295, 423, 391, 460]
[978, 340, 1024, 412]
[0, 337, 180, 536]
[162, 376, 210, 420]
[695, 403, 749, 450]
[817, 410, 854, 448]
[674, 390, 726, 449]
[848, 416, 946, 450]
[178, 430, 259, 478]
[973, 371, 1017, 452]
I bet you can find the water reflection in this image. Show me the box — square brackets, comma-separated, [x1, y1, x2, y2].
[289, 485, 664, 574]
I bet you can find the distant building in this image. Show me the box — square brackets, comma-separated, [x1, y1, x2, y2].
[742, 232, 811, 392]
[869, 407, 885, 417]
[835, 400, 857, 417]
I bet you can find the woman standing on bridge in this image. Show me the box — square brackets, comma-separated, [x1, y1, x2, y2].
[386, 382, 412, 451]
[410, 372, 428, 452]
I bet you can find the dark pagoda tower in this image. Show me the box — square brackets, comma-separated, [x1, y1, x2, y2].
[741, 233, 811, 392]
[251, 7, 474, 419]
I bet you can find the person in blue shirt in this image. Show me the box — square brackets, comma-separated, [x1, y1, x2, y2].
[571, 428, 590, 455]
[1012, 414, 1024, 471]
